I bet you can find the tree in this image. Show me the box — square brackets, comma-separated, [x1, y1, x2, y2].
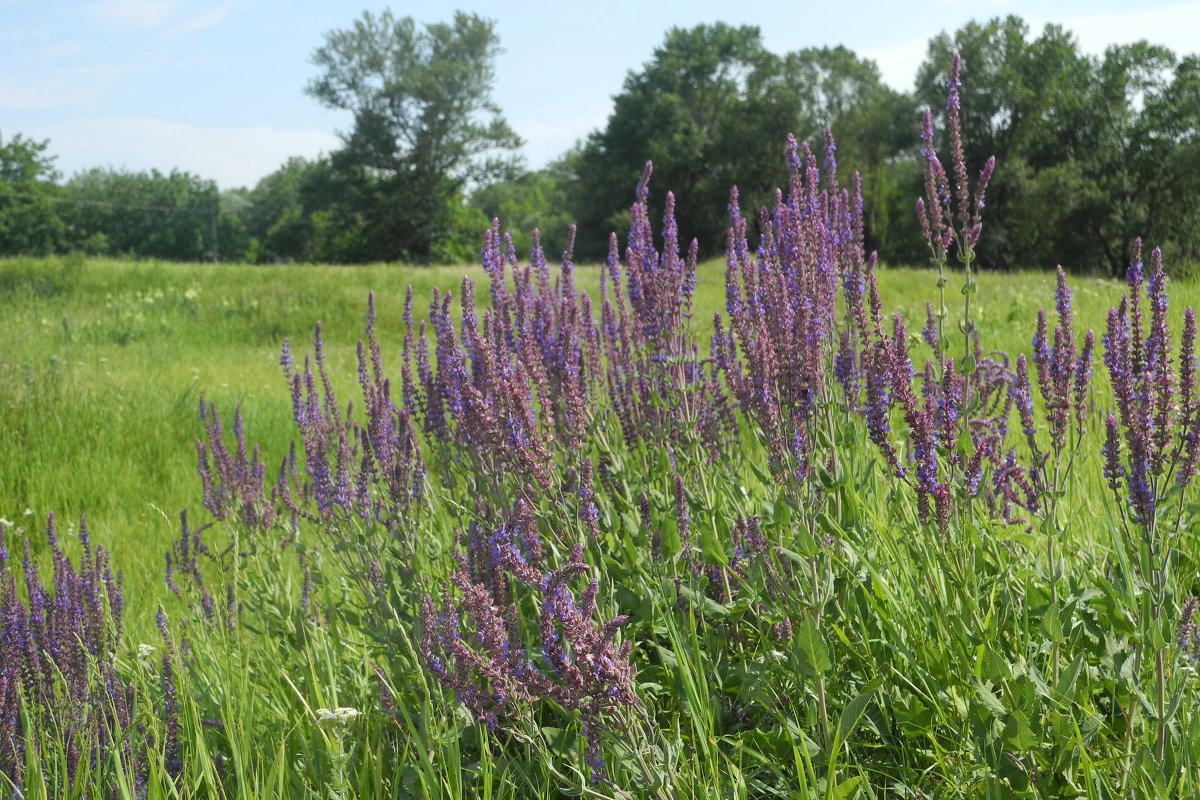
[916, 17, 1094, 271]
[306, 9, 521, 262]
[231, 156, 320, 262]
[566, 25, 911, 260]
[569, 24, 777, 259]
[917, 17, 1200, 276]
[471, 167, 576, 258]
[1088, 41, 1192, 274]
[61, 168, 219, 261]
[0, 133, 64, 255]
[1150, 54, 1200, 269]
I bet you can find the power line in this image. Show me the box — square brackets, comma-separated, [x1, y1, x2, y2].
[0, 187, 222, 262]
[0, 189, 210, 214]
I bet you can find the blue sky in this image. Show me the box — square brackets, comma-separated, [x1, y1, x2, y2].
[4, 0, 1199, 189]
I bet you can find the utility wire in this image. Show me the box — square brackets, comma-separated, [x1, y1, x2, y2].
[0, 189, 210, 214]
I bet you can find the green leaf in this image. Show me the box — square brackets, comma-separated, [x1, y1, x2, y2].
[1026, 664, 1052, 700]
[1041, 600, 1064, 643]
[831, 775, 863, 800]
[1001, 711, 1039, 750]
[834, 677, 882, 746]
[974, 680, 1007, 719]
[980, 648, 1012, 682]
[1053, 654, 1086, 701]
[794, 620, 829, 680]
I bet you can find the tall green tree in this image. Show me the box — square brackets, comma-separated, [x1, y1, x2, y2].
[232, 156, 320, 262]
[567, 25, 911, 260]
[569, 24, 776, 259]
[917, 17, 1200, 275]
[0, 133, 64, 255]
[306, 9, 520, 262]
[1149, 54, 1200, 268]
[917, 17, 1095, 271]
[471, 166, 576, 259]
[61, 168, 219, 261]
[1088, 42, 1197, 273]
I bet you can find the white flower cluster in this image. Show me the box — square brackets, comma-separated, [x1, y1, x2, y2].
[315, 707, 361, 726]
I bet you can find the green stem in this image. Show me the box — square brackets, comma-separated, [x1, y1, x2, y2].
[810, 556, 831, 747]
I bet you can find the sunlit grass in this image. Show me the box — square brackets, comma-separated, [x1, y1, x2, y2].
[4, 253, 1200, 797]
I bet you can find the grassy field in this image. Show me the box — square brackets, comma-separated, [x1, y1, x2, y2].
[3, 249, 1199, 798]
[0, 254, 1145, 624]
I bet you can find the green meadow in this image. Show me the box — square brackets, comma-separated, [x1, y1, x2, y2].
[0, 254, 1142, 620]
[4, 251, 1200, 798]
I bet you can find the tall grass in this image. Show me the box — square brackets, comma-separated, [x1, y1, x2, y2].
[3, 66, 1200, 796]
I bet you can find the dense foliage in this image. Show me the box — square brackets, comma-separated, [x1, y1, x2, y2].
[2, 13, 1198, 274]
[5, 56, 1200, 799]
[0, 133, 65, 255]
[560, 15, 1200, 273]
[915, 17, 1200, 276]
[303, 9, 521, 263]
[563, 25, 912, 262]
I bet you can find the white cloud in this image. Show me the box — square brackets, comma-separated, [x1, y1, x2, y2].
[164, 0, 238, 37]
[0, 63, 148, 111]
[90, 0, 185, 29]
[516, 113, 607, 168]
[861, 39, 930, 91]
[27, 118, 340, 188]
[1026, 2, 1200, 58]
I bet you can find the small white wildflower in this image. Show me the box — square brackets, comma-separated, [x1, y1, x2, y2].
[315, 707, 361, 726]
[0, 519, 12, 527]
[23, 508, 33, 516]
[137, 644, 156, 663]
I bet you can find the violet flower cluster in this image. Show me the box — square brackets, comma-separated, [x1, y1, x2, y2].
[1012, 267, 1096, 503]
[196, 398, 273, 529]
[600, 165, 735, 453]
[165, 510, 239, 631]
[839, 54, 1092, 532]
[715, 133, 857, 487]
[0, 515, 149, 791]
[916, 54, 995, 269]
[833, 248, 1023, 533]
[279, 323, 358, 519]
[275, 300, 427, 528]
[421, 522, 636, 783]
[1101, 241, 1200, 527]
[384, 166, 734, 506]
[400, 222, 601, 493]
[708, 112, 1024, 536]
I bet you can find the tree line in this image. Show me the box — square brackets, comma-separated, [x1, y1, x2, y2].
[1, 12, 1197, 275]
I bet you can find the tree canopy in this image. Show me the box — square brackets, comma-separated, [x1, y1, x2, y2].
[305, 9, 520, 262]
[916, 16, 1200, 274]
[1, 13, 1197, 274]
[563, 25, 912, 260]
[0, 133, 64, 256]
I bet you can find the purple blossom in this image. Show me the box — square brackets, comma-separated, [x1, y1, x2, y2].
[1, 515, 159, 788]
[421, 540, 637, 785]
